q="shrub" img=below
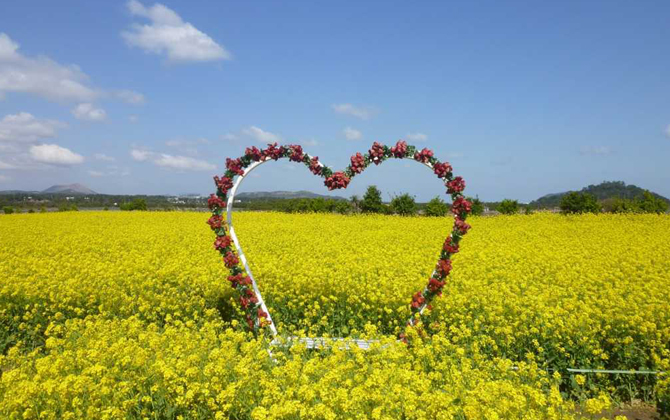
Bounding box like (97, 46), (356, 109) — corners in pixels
(498, 199), (519, 215)
(638, 190), (668, 214)
(120, 198), (148, 211)
(360, 186), (383, 213)
(3, 206), (14, 214)
(424, 196), (449, 217)
(334, 200), (352, 215)
(560, 192), (601, 214)
(390, 193), (416, 216)
(468, 197), (485, 216)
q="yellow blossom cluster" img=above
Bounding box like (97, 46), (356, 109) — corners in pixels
(1, 211), (669, 418)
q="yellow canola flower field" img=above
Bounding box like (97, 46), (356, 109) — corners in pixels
(1, 211), (669, 419)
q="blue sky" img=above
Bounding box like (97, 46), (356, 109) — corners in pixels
(1, 1), (669, 202)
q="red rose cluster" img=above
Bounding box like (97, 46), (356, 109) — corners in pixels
(390, 140), (408, 158)
(214, 176), (233, 195)
(226, 158), (244, 176)
(447, 177), (465, 194)
(350, 152), (366, 174)
(414, 148), (434, 163)
(309, 156), (321, 175)
(433, 162), (452, 178)
(288, 144), (304, 162)
(263, 143), (284, 161)
(368, 142), (386, 165)
(324, 171), (350, 190)
(245, 146), (263, 162)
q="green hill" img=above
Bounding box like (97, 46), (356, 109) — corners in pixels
(530, 181), (670, 208)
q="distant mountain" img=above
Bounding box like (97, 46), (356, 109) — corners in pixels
(531, 181), (669, 208)
(41, 183), (98, 195)
(235, 190), (347, 201)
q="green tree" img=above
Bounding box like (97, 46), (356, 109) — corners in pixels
(3, 206), (14, 214)
(390, 193), (416, 216)
(334, 200), (352, 215)
(559, 192), (601, 214)
(360, 186), (383, 213)
(498, 199), (519, 215)
(310, 198), (328, 213)
(424, 196), (449, 217)
(607, 197), (639, 213)
(638, 190), (668, 214)
(467, 197), (485, 216)
(120, 198), (148, 211)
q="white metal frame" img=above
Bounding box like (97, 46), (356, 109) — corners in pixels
(226, 155), (439, 349)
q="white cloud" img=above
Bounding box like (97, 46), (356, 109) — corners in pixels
(94, 153), (115, 162)
(29, 143), (84, 165)
(343, 127), (362, 141)
(122, 0), (231, 63)
(332, 103), (376, 120)
(0, 33), (145, 106)
(115, 89), (145, 104)
(72, 103), (107, 121)
(580, 146), (613, 156)
(242, 126), (282, 143)
(131, 149), (152, 161)
(129, 115), (139, 123)
(88, 170), (105, 177)
(300, 139), (318, 147)
(153, 153), (215, 171)
(0, 159), (16, 169)
(0, 33), (98, 102)
(131, 147), (215, 171)
(404, 132), (427, 142)
(0, 112), (65, 143)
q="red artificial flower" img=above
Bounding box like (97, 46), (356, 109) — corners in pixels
(207, 194), (226, 210)
(225, 158), (244, 176)
(309, 156), (322, 175)
(433, 162), (452, 178)
(452, 196), (472, 215)
(350, 152), (366, 174)
(228, 273), (251, 288)
(436, 259), (452, 277)
(428, 277), (446, 294)
(223, 251), (239, 268)
(443, 236), (459, 254)
(207, 214), (224, 230)
(214, 235), (232, 250)
(414, 148), (434, 163)
(214, 176), (234, 195)
(411, 291), (426, 309)
(263, 143), (284, 161)
(324, 171), (350, 190)
(454, 218), (471, 235)
(239, 288), (258, 309)
(288, 144), (304, 162)
(390, 140), (408, 158)
(447, 177), (466, 194)
(368, 142), (386, 165)
(245, 146), (263, 162)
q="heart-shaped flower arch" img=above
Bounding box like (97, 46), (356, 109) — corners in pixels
(207, 140), (472, 340)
